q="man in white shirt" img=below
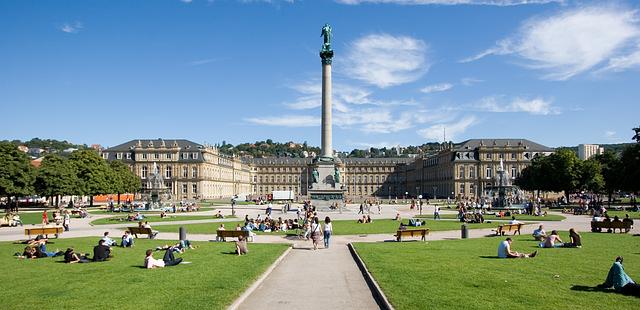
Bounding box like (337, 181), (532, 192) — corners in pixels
(101, 232), (117, 247)
(144, 249), (165, 269)
(532, 225), (546, 241)
(509, 216), (523, 225)
(498, 238), (537, 258)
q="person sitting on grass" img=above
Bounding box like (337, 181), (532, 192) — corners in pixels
(366, 215), (373, 223)
(160, 211), (168, 219)
(532, 225), (547, 241)
(598, 256), (640, 297)
(541, 230), (563, 248)
(357, 216), (366, 224)
(64, 248), (90, 263)
(394, 213), (401, 221)
(498, 237), (537, 258)
(215, 210), (224, 218)
(101, 232), (117, 247)
(145, 249), (165, 269)
(121, 231), (134, 247)
(563, 228), (582, 248)
(235, 235), (248, 256)
(93, 239), (111, 262)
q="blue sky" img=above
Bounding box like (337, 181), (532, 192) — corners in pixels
(1, 0), (639, 150)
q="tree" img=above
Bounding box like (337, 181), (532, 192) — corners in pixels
(34, 154), (78, 207)
(0, 142), (35, 209)
(109, 160), (141, 204)
(595, 151), (623, 205)
(545, 149), (581, 202)
(69, 149), (113, 207)
(576, 159), (604, 193)
(632, 126), (640, 143)
(621, 143), (640, 192)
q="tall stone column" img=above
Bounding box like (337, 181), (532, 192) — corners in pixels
(321, 62), (332, 159)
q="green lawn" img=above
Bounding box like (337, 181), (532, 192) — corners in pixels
(0, 237), (288, 309)
(155, 219), (498, 236)
(354, 233), (640, 309)
(90, 215), (228, 225)
(416, 213), (565, 221)
(602, 210), (640, 220)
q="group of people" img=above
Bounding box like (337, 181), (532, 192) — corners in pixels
(356, 215), (373, 224)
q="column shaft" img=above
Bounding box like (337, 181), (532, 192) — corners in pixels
(321, 63), (332, 158)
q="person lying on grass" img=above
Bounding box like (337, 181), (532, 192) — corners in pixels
(540, 230), (564, 248)
(162, 246), (183, 266)
(17, 245), (63, 259)
(498, 237), (537, 258)
(598, 256), (640, 297)
(145, 249), (165, 269)
(64, 248), (90, 263)
(155, 240), (196, 253)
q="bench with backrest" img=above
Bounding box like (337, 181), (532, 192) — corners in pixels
(217, 230), (251, 241)
(591, 221), (632, 233)
(395, 228), (429, 242)
(25, 226), (63, 239)
(128, 227), (155, 239)
(493, 223), (522, 236)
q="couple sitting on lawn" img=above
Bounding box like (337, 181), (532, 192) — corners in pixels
(533, 227), (582, 248)
(357, 215), (372, 224)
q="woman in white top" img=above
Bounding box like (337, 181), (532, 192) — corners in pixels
(310, 217), (322, 250)
(323, 217), (333, 249)
(144, 249), (165, 269)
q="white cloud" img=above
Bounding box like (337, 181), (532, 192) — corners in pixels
(476, 96), (559, 115)
(343, 34), (429, 88)
(245, 115), (319, 127)
(353, 141), (401, 149)
(604, 131), (616, 138)
(188, 58), (218, 66)
(463, 6), (640, 80)
(600, 45), (640, 72)
(460, 77), (483, 86)
(420, 83), (453, 93)
(336, 0), (562, 5)
(417, 116), (477, 142)
(59, 22), (83, 34)
(180, 0), (193, 3)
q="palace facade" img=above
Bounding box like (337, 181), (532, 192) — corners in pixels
(102, 138), (552, 200)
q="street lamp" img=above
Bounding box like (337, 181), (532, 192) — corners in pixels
(433, 186), (437, 200)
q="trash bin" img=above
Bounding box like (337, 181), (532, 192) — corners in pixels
(179, 226), (186, 241)
(461, 224), (468, 239)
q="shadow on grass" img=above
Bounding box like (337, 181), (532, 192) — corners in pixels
(570, 285), (615, 294)
(479, 256), (501, 259)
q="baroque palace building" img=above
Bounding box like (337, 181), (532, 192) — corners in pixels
(102, 138), (552, 201)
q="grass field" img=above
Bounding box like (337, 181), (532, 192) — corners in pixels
(601, 210), (640, 219)
(0, 237), (288, 309)
(90, 215), (230, 225)
(416, 213), (565, 221)
(155, 219), (499, 236)
(354, 233), (640, 309)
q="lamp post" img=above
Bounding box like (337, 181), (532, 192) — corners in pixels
(433, 186), (437, 200)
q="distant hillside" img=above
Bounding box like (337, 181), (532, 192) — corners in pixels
(559, 143), (634, 155)
(3, 138), (88, 153)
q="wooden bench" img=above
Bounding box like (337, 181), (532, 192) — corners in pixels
(395, 229), (429, 242)
(217, 230), (251, 241)
(128, 227), (156, 239)
(591, 221), (632, 233)
(25, 226), (63, 239)
(493, 223), (522, 236)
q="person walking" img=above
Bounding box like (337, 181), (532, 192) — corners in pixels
(358, 203), (364, 214)
(323, 217), (333, 249)
(63, 210), (70, 231)
(434, 206), (441, 220)
(310, 217), (322, 250)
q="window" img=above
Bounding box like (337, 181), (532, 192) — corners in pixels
(182, 184), (187, 194)
(469, 183), (475, 194)
(142, 166), (148, 179)
(511, 153), (516, 160)
(166, 153), (172, 159)
(485, 153), (491, 160)
(126, 153), (131, 159)
(182, 166), (188, 178)
(254, 176), (257, 183)
(363, 176), (368, 183)
(486, 167), (493, 179)
(116, 153), (122, 159)
(511, 166), (517, 179)
(459, 183), (465, 194)
(154, 153), (159, 159)
(142, 153), (148, 160)
(499, 153), (504, 159)
(102, 153), (109, 159)
(182, 153), (188, 159)
(459, 166), (465, 179)
(165, 166), (172, 178)
(288, 176), (293, 183)
(469, 167), (476, 178)
(192, 184), (197, 193)
(192, 153), (199, 159)
(192, 167), (197, 178)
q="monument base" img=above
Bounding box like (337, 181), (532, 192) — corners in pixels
(308, 159), (344, 212)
